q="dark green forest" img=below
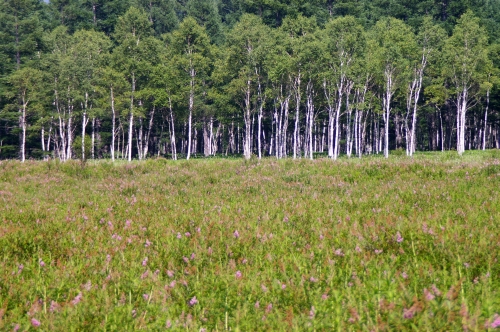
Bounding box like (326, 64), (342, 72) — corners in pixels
(1, 0), (500, 161)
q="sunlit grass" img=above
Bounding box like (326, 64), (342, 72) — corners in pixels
(1, 151), (499, 330)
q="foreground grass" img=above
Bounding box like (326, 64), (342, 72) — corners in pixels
(1, 151), (500, 331)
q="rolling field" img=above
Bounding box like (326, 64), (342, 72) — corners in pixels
(1, 152), (500, 331)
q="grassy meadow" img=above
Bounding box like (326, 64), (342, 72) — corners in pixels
(1, 151), (500, 331)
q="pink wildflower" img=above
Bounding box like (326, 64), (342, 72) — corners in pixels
(166, 320), (172, 328)
(490, 314), (500, 328)
(431, 284), (442, 296)
(49, 301), (60, 313)
(265, 303), (273, 314)
(403, 308), (414, 319)
(255, 301), (260, 309)
(83, 281), (92, 291)
(235, 270), (242, 279)
(321, 294), (329, 300)
(39, 259), (45, 267)
(281, 283), (286, 290)
(424, 288), (435, 301)
(31, 318), (41, 328)
(142, 257), (148, 266)
(188, 296), (198, 306)
(143, 294), (149, 301)
(233, 230), (240, 238)
(310, 276), (318, 283)
(145, 239), (152, 247)
(177, 233), (182, 239)
(185, 232), (191, 237)
(309, 306), (315, 319)
(396, 232), (403, 243)
(167, 270), (174, 278)
(402, 272), (408, 279)
(71, 293), (82, 305)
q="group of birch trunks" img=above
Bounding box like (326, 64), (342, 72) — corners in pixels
(5, 9), (499, 162)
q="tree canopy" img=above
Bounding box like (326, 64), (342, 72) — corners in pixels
(1, 0), (500, 160)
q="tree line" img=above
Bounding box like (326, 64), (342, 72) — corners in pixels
(1, 0), (500, 161)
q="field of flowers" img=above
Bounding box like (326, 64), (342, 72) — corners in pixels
(1, 152), (500, 331)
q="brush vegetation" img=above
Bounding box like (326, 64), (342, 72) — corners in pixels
(1, 152), (500, 330)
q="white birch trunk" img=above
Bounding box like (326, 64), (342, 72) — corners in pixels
(187, 66), (195, 160)
(127, 73), (135, 162)
(169, 97), (177, 160)
(293, 73), (301, 159)
(111, 86), (116, 162)
(20, 91), (27, 162)
(483, 89), (489, 150)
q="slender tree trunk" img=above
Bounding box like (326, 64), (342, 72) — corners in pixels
(110, 86), (116, 162)
(143, 106), (155, 158)
(382, 68), (395, 158)
(293, 73), (301, 159)
(256, 72), (264, 159)
(456, 87), (468, 155)
(169, 97), (177, 160)
(187, 67), (195, 160)
(483, 89), (490, 150)
(20, 92), (27, 162)
(243, 79), (252, 159)
(67, 103), (73, 161)
(306, 80), (314, 160)
(91, 117), (95, 159)
(128, 73), (136, 162)
(81, 92), (90, 160)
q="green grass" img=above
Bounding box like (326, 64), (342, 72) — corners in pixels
(1, 151), (500, 331)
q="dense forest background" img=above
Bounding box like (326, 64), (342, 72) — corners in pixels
(1, 0), (500, 161)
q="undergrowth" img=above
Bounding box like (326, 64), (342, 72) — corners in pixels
(0, 151), (499, 330)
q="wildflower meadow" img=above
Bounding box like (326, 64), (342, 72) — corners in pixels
(1, 151), (500, 330)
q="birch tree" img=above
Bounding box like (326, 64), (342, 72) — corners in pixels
(113, 7), (157, 161)
(5, 67), (43, 161)
(443, 11), (490, 155)
(279, 15), (317, 159)
(321, 16), (365, 160)
(170, 17), (212, 160)
(100, 67), (127, 161)
(404, 17), (446, 156)
(371, 18), (416, 158)
(72, 29), (111, 160)
(45, 26), (80, 161)
(224, 14), (270, 160)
